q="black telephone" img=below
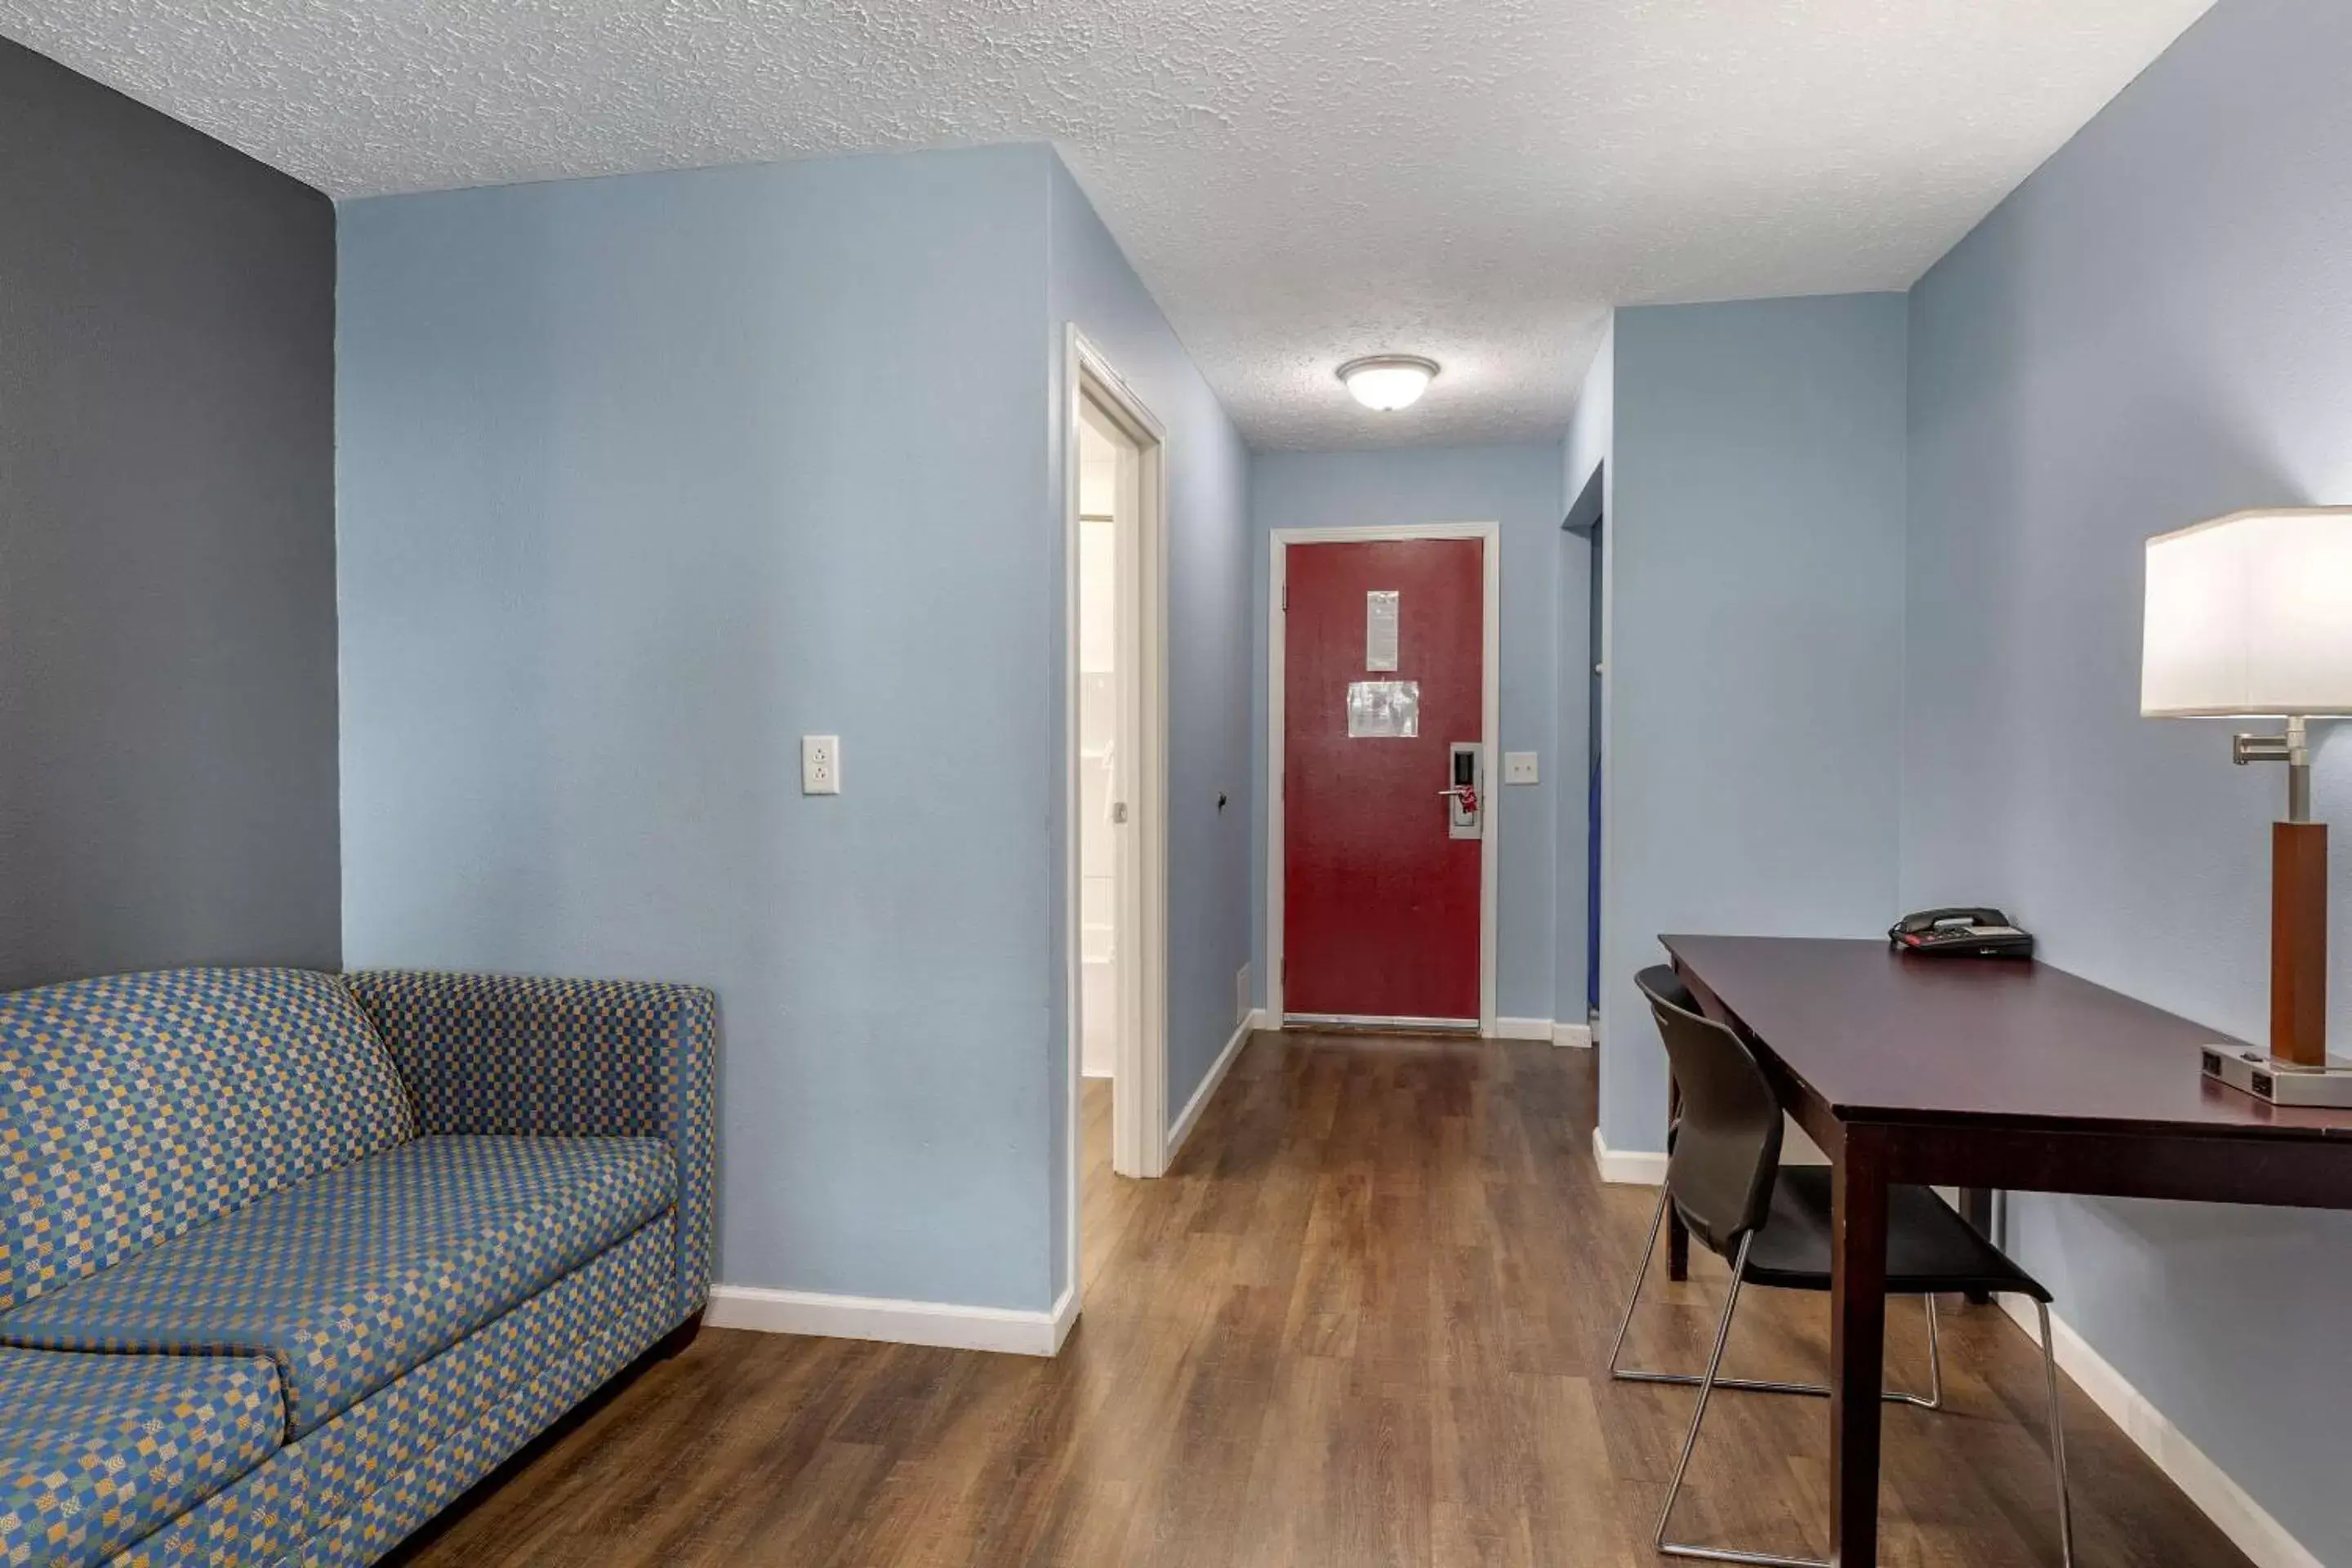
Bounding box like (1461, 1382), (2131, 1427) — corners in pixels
(1888, 907), (2035, 959)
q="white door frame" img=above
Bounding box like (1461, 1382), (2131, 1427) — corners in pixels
(1265, 522), (1501, 1034)
(1062, 327), (1171, 1245)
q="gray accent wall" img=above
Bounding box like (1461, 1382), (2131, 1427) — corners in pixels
(1905, 0), (2352, 1553)
(1599, 296), (1909, 1151)
(0, 38), (340, 991)
(1248, 444), (1573, 1023)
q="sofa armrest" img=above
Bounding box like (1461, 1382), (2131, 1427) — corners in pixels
(345, 970), (717, 1319)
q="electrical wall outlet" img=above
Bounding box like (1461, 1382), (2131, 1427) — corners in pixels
(801, 735), (841, 795)
(1503, 751), (1540, 785)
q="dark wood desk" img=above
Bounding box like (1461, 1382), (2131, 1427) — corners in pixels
(1661, 935), (2352, 1567)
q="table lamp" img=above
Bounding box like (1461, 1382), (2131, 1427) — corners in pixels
(2143, 506), (2352, 1107)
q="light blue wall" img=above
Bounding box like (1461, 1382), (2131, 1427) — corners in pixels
(338, 142), (1252, 1316)
(1247, 444), (1571, 1022)
(1600, 296), (1908, 1151)
(1044, 156), (1254, 1292)
(1905, 0), (2352, 1552)
(341, 145), (1062, 1312)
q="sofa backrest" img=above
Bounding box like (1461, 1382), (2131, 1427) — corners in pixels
(0, 968), (416, 1313)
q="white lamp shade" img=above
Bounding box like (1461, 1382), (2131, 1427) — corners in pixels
(2142, 507), (2352, 716)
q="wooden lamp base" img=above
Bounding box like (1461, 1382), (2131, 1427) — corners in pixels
(2273, 819), (2329, 1068)
(2203, 817), (2352, 1107)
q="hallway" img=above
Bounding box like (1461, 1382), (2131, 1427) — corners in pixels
(394, 1032), (2249, 1567)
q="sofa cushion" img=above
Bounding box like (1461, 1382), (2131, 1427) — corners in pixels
(108, 1217), (675, 1568)
(0, 1347), (280, 1568)
(0, 1137), (673, 1439)
(0, 969), (416, 1315)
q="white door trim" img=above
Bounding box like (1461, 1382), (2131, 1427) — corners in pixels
(1061, 327), (1172, 1337)
(1265, 521), (1502, 1035)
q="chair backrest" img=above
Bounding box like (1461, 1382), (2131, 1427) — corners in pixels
(1634, 964), (1782, 1257)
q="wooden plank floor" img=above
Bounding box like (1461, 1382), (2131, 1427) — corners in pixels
(392, 1031), (2252, 1567)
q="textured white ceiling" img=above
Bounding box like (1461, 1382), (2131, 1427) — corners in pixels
(0, 0), (2215, 449)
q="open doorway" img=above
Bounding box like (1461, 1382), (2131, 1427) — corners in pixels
(1062, 331), (1170, 1310)
(1077, 403), (1128, 1093)
(1585, 513), (1602, 1033)
(1563, 461), (1605, 1049)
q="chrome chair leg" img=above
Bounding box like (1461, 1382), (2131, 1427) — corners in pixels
(1609, 1186), (1943, 1410)
(1647, 1275), (2062, 1566)
(1920, 1292), (1944, 1411)
(1657, 1235), (1828, 1568)
(1606, 1182), (1674, 1376)
(2037, 1301), (2076, 1568)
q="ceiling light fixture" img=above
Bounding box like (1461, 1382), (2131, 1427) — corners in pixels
(1338, 354), (1439, 412)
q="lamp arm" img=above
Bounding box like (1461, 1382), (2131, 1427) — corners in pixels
(2233, 715), (2312, 823)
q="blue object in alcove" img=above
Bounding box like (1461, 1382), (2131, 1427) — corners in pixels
(1587, 754), (1601, 1014)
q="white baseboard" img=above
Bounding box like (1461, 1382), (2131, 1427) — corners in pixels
(707, 1283), (1076, 1357)
(1247, 1007), (1275, 1031)
(1166, 1011), (1254, 1163)
(1488, 1017), (1593, 1047)
(1997, 1298), (2320, 1568)
(1048, 1281), (1080, 1353)
(1591, 1126), (1668, 1186)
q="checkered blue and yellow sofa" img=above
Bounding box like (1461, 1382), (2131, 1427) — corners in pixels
(0, 966), (716, 1568)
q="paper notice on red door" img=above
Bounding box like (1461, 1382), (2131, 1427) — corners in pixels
(1365, 590), (1401, 670)
(1347, 679), (1419, 738)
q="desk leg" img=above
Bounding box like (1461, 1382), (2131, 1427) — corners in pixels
(1829, 1133), (1890, 1566)
(1665, 1076), (1689, 1281)
(1960, 1187), (1995, 1305)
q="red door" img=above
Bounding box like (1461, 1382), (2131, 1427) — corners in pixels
(1282, 537), (1484, 1023)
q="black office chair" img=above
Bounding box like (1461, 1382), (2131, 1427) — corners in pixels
(1610, 965), (2074, 1567)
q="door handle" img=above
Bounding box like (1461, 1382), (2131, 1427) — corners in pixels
(1445, 742), (1484, 839)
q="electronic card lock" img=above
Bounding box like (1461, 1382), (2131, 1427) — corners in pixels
(1441, 743), (1484, 839)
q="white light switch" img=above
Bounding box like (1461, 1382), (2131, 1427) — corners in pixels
(801, 735), (841, 795)
(1503, 751), (1540, 785)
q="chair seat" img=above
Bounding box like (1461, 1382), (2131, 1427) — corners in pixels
(0, 1348), (281, 1568)
(1737, 1167), (2051, 1302)
(0, 1136), (673, 1438)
